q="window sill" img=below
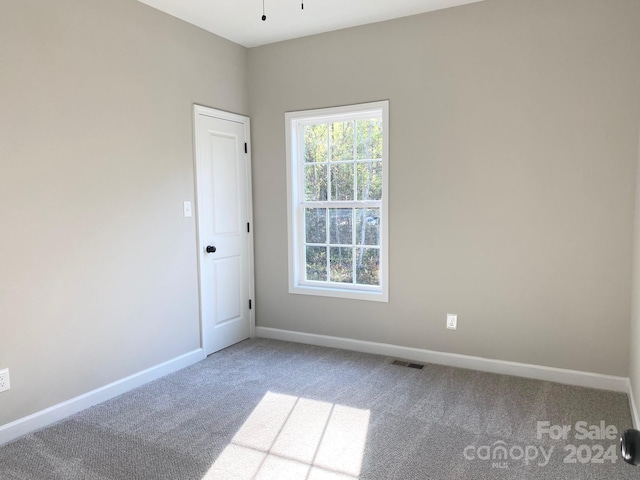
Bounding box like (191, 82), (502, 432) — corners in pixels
(289, 283), (388, 303)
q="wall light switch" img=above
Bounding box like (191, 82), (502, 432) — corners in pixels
(183, 201), (192, 218)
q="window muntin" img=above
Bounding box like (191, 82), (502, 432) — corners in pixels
(286, 102), (388, 302)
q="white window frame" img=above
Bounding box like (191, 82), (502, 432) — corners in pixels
(285, 101), (389, 302)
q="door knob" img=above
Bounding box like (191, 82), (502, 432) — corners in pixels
(206, 245), (217, 253)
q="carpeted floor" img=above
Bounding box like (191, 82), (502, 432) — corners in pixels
(0, 338), (637, 479)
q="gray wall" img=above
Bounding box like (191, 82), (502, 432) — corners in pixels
(0, 0), (248, 425)
(630, 125), (640, 418)
(248, 0), (640, 376)
(3, 0), (640, 430)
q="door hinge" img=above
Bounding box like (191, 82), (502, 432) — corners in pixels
(249, 299), (252, 310)
(247, 222), (250, 233)
(244, 142), (248, 154)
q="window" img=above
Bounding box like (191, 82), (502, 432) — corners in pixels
(286, 101), (389, 302)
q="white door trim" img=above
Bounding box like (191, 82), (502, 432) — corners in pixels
(193, 105), (255, 354)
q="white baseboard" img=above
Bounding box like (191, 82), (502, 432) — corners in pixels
(2, 332), (632, 447)
(0, 349), (204, 446)
(256, 327), (628, 393)
(628, 380), (640, 429)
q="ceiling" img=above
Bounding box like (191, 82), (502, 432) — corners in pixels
(136, 0), (485, 47)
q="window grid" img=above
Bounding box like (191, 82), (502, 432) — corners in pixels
(302, 208), (382, 286)
(286, 101), (388, 302)
(300, 118), (382, 288)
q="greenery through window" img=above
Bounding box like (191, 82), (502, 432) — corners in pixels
(286, 102), (388, 302)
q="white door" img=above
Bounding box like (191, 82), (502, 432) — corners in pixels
(194, 105), (254, 356)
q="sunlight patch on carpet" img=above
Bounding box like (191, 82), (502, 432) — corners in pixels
(203, 391), (370, 479)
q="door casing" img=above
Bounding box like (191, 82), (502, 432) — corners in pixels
(193, 104), (255, 354)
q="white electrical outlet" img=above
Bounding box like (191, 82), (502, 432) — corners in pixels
(0, 368), (10, 393)
(446, 314), (457, 330)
